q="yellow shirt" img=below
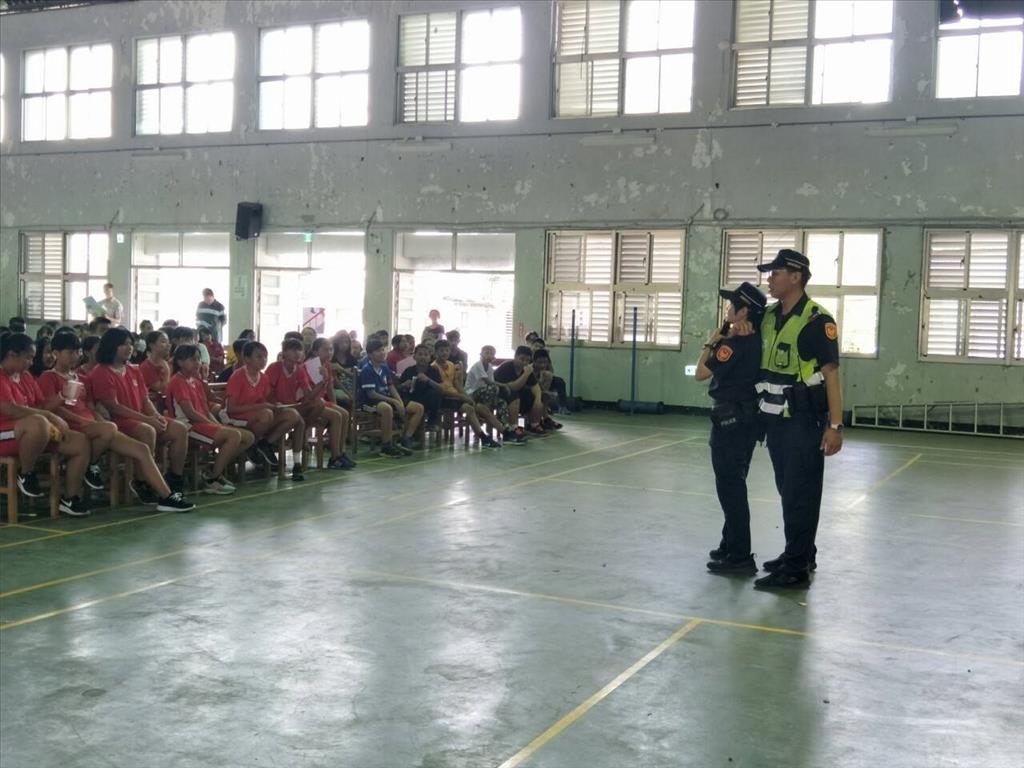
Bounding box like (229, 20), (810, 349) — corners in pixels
(432, 360), (460, 397)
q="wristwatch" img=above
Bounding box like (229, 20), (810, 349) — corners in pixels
(829, 423), (844, 432)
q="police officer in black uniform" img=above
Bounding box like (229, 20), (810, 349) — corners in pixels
(750, 249), (844, 589)
(696, 281), (768, 575)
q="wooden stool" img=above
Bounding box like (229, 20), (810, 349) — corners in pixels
(1, 454), (61, 524)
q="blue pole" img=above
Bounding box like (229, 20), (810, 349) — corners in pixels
(630, 306), (638, 416)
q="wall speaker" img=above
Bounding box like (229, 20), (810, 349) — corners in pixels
(235, 202), (263, 240)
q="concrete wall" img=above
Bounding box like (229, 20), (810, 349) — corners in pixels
(1, 0), (1022, 407)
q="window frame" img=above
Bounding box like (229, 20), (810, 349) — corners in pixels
(918, 229), (1023, 366)
(544, 228), (686, 350)
(19, 230), (110, 322)
(720, 227), (884, 359)
(933, 7), (1024, 101)
(22, 41), (114, 142)
(730, 0), (895, 109)
(553, 0), (697, 118)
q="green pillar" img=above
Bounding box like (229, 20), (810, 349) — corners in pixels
(362, 228), (393, 338)
(109, 229), (132, 327)
(228, 237), (256, 340)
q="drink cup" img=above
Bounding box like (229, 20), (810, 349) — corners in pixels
(63, 379), (83, 405)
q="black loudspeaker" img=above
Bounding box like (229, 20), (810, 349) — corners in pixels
(235, 202), (263, 240)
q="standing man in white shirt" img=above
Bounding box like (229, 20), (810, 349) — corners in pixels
(97, 283), (124, 326)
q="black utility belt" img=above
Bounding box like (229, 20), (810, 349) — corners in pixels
(710, 400), (755, 428)
(787, 382), (829, 415)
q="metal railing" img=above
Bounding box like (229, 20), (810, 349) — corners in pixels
(851, 402), (1023, 439)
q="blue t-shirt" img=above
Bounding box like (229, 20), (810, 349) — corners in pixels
(360, 362), (393, 398)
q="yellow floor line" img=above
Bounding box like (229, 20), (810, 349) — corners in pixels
(549, 477), (779, 504)
(0, 434), (653, 551)
(910, 513), (1024, 528)
(358, 570), (1024, 668)
(496, 619), (704, 768)
(842, 453), (922, 512)
(0, 436), (667, 604)
(917, 459), (1024, 469)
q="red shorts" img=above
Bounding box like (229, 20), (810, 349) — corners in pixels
(0, 430), (59, 457)
(114, 418), (145, 435)
(188, 422), (221, 444)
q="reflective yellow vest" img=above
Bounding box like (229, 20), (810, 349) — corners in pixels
(756, 297), (828, 417)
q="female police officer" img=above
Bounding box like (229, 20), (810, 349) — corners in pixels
(695, 281), (767, 576)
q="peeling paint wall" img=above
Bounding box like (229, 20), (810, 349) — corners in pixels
(1, 0), (1022, 409)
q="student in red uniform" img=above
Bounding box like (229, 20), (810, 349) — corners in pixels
(39, 332), (194, 511)
(268, 338), (355, 471)
(138, 330), (171, 396)
(223, 340), (303, 479)
(0, 332), (92, 516)
(166, 344), (253, 494)
(91, 327), (190, 499)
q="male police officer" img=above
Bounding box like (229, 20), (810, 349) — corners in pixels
(695, 282), (767, 576)
(752, 249), (843, 589)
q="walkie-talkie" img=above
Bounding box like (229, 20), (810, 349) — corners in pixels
(718, 320), (731, 338)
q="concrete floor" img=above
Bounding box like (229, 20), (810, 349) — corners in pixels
(1, 412), (1022, 768)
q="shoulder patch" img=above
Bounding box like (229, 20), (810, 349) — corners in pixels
(715, 345), (734, 363)
(824, 322), (838, 341)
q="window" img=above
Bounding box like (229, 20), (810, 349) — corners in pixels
(936, 12), (1023, 98)
(136, 32), (234, 135)
(394, 232), (515, 357)
(397, 7), (522, 123)
(733, 0), (892, 107)
(257, 232), (365, 343)
(921, 230), (1023, 364)
(722, 229), (882, 356)
(20, 232), (109, 321)
(23, 43), (112, 140)
(258, 20), (370, 130)
(555, 0), (696, 117)
(132, 232), (231, 326)
(545, 230), (684, 347)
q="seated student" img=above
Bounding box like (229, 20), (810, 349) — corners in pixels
(78, 335), (101, 377)
(495, 346), (547, 436)
(268, 338), (355, 471)
(225, 329), (256, 368)
(222, 340), (303, 477)
(300, 327), (317, 355)
(9, 317), (27, 333)
(331, 333), (359, 406)
(198, 325), (225, 375)
(386, 335), (411, 373)
(169, 326), (209, 379)
(91, 327), (191, 498)
(398, 344), (443, 427)
(0, 332), (93, 516)
(139, 330), (171, 398)
(445, 330), (469, 371)
(216, 338), (247, 384)
(138, 319), (154, 336)
(39, 332), (195, 511)
(359, 338), (422, 457)
(166, 344), (254, 494)
(88, 317), (112, 336)
(530, 338), (570, 414)
(465, 345), (525, 444)
(431, 339), (500, 448)
(530, 349), (564, 431)
(29, 335), (54, 377)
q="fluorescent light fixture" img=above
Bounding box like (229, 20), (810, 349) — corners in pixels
(388, 139), (452, 153)
(866, 125), (958, 138)
(580, 133), (656, 147)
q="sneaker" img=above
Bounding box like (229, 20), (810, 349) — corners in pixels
(763, 554), (817, 573)
(708, 545), (728, 561)
(754, 569), (810, 590)
(542, 417), (563, 431)
(397, 438), (415, 455)
(291, 463), (305, 482)
(380, 443), (405, 458)
(164, 472), (185, 495)
(479, 434), (501, 449)
(84, 464), (105, 491)
(528, 424), (548, 437)
(502, 430), (527, 445)
(59, 495), (91, 517)
(130, 480), (161, 506)
(327, 455), (354, 470)
(16, 472), (44, 499)
(338, 453), (356, 469)
(156, 492), (196, 513)
(707, 555), (758, 576)
(202, 473), (234, 495)
(256, 441), (279, 468)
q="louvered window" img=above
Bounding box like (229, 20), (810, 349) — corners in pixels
(722, 229), (881, 356)
(23, 43), (112, 141)
(136, 32), (234, 135)
(555, 0), (695, 117)
(936, 11), (1022, 99)
(397, 8), (521, 124)
(922, 230), (1022, 364)
(732, 0), (892, 107)
(20, 232), (109, 322)
(546, 230), (683, 347)
(258, 21), (369, 131)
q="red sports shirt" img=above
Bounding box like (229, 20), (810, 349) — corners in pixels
(0, 370), (43, 431)
(265, 361), (313, 405)
(225, 367), (271, 414)
(38, 370), (95, 424)
(166, 372), (209, 423)
(90, 364), (149, 413)
(138, 358), (169, 391)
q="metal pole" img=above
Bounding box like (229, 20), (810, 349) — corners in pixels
(569, 308), (576, 405)
(630, 306), (638, 416)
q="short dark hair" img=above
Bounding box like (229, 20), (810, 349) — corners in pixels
(514, 345), (533, 358)
(531, 337), (546, 347)
(532, 348), (551, 362)
(239, 329), (255, 340)
(243, 340), (267, 358)
(197, 326), (212, 339)
(283, 331), (303, 342)
(103, 282), (114, 290)
(391, 335), (405, 348)
(433, 339), (450, 351)
(145, 330), (167, 351)
(413, 344), (429, 354)
(282, 338), (304, 353)
(89, 317), (112, 331)
(96, 327), (132, 365)
(51, 331), (82, 352)
(169, 326), (195, 342)
(0, 332), (33, 360)
(365, 338), (385, 355)
(81, 335), (101, 354)
(445, 329), (461, 343)
(202, 288), (214, 296)
(171, 343), (200, 373)
(232, 338), (247, 357)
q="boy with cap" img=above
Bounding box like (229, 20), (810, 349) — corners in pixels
(696, 282), (767, 576)
(749, 249), (843, 589)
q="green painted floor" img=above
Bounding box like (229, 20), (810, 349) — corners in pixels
(1, 413), (1022, 768)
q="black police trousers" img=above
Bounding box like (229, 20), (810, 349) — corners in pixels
(709, 412), (759, 559)
(764, 415), (826, 572)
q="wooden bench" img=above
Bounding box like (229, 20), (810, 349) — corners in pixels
(1, 454), (61, 524)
